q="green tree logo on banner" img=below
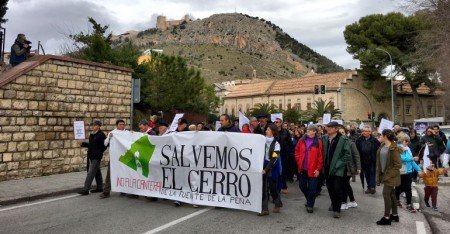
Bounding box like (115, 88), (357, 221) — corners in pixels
(119, 136), (155, 178)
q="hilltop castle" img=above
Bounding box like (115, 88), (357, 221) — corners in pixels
(156, 14), (191, 31)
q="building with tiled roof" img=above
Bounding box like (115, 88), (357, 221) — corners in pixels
(220, 71), (445, 125)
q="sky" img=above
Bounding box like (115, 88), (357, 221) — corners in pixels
(3, 0), (402, 69)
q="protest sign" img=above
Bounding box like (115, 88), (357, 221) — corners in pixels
(169, 113), (184, 132)
(378, 118), (394, 134)
(238, 112), (250, 131)
(215, 121), (221, 131)
(271, 113), (283, 122)
(109, 131), (265, 212)
(322, 114), (331, 124)
(74, 121), (85, 140)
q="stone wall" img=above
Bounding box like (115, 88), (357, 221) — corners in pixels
(0, 55), (132, 181)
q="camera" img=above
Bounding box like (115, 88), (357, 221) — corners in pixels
(24, 40), (32, 53)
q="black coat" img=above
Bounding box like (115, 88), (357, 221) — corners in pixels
(277, 128), (293, 158)
(355, 135), (380, 166)
(81, 130), (107, 160)
(218, 124), (240, 132)
(253, 123), (269, 135)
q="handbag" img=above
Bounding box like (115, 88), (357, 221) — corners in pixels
(399, 163), (407, 175)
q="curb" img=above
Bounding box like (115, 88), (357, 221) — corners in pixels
(0, 187), (82, 207)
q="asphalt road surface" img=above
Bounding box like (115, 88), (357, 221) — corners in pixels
(0, 179), (431, 234)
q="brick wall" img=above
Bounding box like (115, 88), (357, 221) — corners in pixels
(0, 56), (132, 181)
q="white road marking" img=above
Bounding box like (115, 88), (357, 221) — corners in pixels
(416, 221), (426, 234)
(0, 194), (80, 212)
(413, 202), (420, 210)
(143, 207), (213, 234)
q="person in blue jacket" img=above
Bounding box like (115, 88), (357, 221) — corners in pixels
(395, 132), (422, 213)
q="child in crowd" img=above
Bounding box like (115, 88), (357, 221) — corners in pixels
(419, 164), (447, 211)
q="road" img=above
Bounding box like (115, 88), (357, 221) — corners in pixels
(0, 179), (431, 234)
(417, 181), (450, 234)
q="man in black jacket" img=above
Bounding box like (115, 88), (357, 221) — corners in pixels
(274, 117), (293, 193)
(78, 120), (107, 195)
(355, 126), (380, 194)
(218, 114), (240, 132)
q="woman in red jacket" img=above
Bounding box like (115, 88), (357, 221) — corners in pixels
(295, 124), (324, 213)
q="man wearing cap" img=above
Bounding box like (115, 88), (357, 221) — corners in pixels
(78, 120), (107, 195)
(322, 121), (351, 218)
(254, 112), (270, 135)
(158, 121), (170, 136)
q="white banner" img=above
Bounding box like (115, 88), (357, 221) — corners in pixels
(110, 131), (265, 213)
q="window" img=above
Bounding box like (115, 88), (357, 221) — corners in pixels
(246, 104), (250, 113)
(307, 98), (312, 109)
(296, 99), (301, 111)
(396, 100), (401, 116)
(437, 102), (443, 116)
(238, 104), (242, 112)
(405, 100), (412, 115)
(279, 99), (283, 110)
(329, 97), (334, 107)
(231, 108), (235, 116)
(287, 99), (292, 109)
(224, 105), (228, 115)
(427, 101), (433, 115)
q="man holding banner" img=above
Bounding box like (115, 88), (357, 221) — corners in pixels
(218, 114), (240, 132)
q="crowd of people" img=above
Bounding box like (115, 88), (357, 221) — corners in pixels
(78, 113), (450, 225)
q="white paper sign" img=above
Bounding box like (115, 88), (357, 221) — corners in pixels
(378, 118), (394, 134)
(110, 131), (265, 212)
(322, 114), (332, 124)
(423, 144), (430, 172)
(74, 121), (86, 140)
(169, 113), (184, 132)
(334, 119), (343, 125)
(271, 113), (283, 122)
(215, 121), (221, 131)
(359, 122), (365, 130)
(238, 112), (250, 131)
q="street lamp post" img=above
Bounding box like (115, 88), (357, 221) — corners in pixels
(375, 48), (394, 122)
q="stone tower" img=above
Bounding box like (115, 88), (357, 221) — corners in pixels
(156, 15), (167, 30)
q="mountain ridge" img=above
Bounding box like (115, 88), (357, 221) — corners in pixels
(114, 13), (343, 82)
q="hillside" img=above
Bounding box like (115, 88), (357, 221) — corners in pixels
(114, 13), (343, 82)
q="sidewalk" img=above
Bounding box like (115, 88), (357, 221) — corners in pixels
(0, 168), (106, 206)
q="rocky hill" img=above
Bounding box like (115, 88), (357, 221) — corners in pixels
(114, 13), (343, 82)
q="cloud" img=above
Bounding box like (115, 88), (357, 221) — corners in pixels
(4, 0), (120, 54)
(3, 0), (401, 69)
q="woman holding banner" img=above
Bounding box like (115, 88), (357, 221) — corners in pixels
(259, 125), (283, 216)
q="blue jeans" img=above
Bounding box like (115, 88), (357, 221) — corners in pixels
(299, 171), (318, 208)
(361, 163), (376, 189)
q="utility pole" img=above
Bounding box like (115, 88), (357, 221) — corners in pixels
(376, 48), (394, 123)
